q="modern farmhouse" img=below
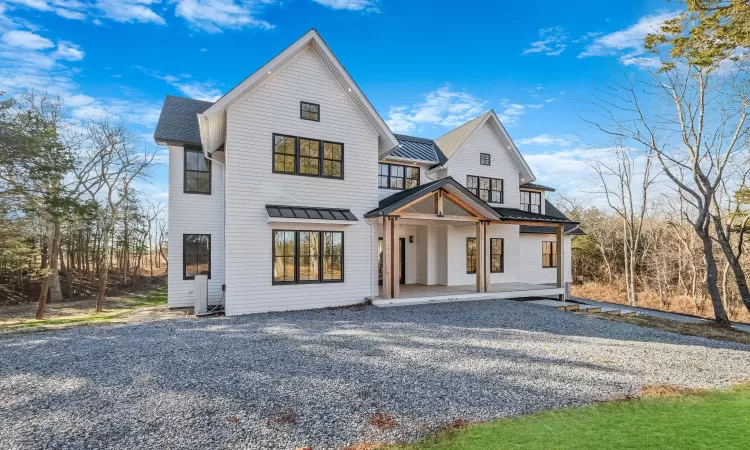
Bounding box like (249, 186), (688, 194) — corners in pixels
(153, 29), (583, 315)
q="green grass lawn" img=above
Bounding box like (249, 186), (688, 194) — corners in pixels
(1, 284), (167, 330)
(387, 384), (750, 450)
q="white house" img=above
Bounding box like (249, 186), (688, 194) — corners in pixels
(153, 29), (583, 315)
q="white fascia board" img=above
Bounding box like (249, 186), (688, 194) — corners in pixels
(381, 156), (438, 165)
(267, 217), (358, 225)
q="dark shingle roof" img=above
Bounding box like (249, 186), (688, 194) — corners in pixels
(520, 200), (586, 235)
(521, 182), (556, 192)
(153, 95), (213, 146)
(391, 134), (449, 164)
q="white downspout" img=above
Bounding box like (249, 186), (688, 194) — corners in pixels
(204, 150), (226, 307)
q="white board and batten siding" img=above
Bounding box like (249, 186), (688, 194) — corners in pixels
(444, 122), (522, 209)
(223, 48), (379, 316)
(167, 148), (225, 307)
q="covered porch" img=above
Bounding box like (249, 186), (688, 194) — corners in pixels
(368, 282), (564, 307)
(365, 177), (576, 306)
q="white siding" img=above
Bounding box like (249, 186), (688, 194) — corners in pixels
(167, 147), (225, 308)
(519, 234), (573, 284)
(444, 122), (522, 209)
(223, 48), (379, 315)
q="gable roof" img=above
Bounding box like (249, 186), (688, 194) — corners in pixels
(197, 29), (398, 156)
(431, 110), (536, 183)
(389, 134), (447, 163)
(154, 95), (213, 147)
(433, 112), (489, 160)
(364, 177), (501, 219)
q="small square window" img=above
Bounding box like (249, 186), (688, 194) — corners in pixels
(480, 153), (491, 166)
(300, 101), (320, 121)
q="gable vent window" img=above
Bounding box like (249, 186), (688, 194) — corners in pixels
(300, 101), (320, 121)
(480, 153), (491, 166)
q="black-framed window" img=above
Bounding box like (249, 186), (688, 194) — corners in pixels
(542, 241), (557, 268)
(490, 238), (504, 273)
(183, 234), (210, 280)
(273, 231), (296, 283)
(299, 138), (321, 176)
(184, 147), (211, 194)
(272, 134), (344, 179)
(466, 237), (477, 274)
(521, 191), (542, 214)
(273, 134), (297, 174)
(323, 142), (343, 178)
(322, 231), (343, 281)
(272, 230), (344, 284)
(378, 162), (420, 190)
(300, 101), (320, 121)
(480, 153), (491, 166)
(466, 175), (503, 203)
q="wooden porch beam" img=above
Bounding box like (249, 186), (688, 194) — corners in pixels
(398, 213), (480, 222)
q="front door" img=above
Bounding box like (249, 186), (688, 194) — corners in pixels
(378, 237), (406, 285)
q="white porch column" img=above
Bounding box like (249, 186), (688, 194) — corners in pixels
(483, 221), (491, 293)
(557, 224), (565, 302)
(392, 216), (400, 299)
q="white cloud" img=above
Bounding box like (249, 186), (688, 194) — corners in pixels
(578, 12), (678, 65)
(385, 85), (487, 134)
(1, 30), (54, 49)
(497, 100), (544, 127)
(523, 26), (567, 56)
(95, 0), (165, 24)
(572, 31), (602, 44)
(5, 0), (88, 21)
(137, 66), (222, 101)
(174, 0), (275, 33)
(311, 0), (378, 12)
(517, 134), (576, 147)
(53, 41), (85, 60)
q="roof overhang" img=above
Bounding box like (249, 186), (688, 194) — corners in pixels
(197, 29), (399, 157)
(364, 177), (501, 220)
(266, 205), (358, 225)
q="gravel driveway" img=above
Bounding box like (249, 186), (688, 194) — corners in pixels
(2, 299), (749, 449)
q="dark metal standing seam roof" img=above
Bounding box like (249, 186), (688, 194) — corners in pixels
(153, 95), (213, 146)
(519, 200), (586, 235)
(266, 205), (358, 222)
(521, 182), (556, 192)
(391, 134), (449, 164)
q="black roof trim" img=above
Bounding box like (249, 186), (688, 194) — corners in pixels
(521, 182), (556, 192)
(266, 205), (357, 222)
(364, 177), (501, 219)
(492, 206), (578, 224)
(520, 224), (586, 235)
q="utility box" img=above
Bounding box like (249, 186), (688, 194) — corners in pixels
(194, 275), (208, 314)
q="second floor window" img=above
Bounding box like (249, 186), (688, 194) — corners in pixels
(521, 191), (542, 214)
(480, 153), (491, 166)
(378, 163), (420, 190)
(466, 175), (503, 203)
(300, 101), (320, 121)
(184, 147), (211, 194)
(273, 134), (344, 179)
(542, 241), (557, 268)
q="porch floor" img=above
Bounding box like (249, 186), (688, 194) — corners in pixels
(369, 282), (564, 307)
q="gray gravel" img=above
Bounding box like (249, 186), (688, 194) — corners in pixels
(1, 299), (749, 450)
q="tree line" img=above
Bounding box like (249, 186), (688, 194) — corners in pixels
(0, 92), (165, 318)
(565, 0), (750, 326)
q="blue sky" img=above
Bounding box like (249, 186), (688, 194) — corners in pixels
(0, 0), (678, 200)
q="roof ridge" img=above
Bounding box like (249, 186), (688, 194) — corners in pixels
(432, 111), (491, 160)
